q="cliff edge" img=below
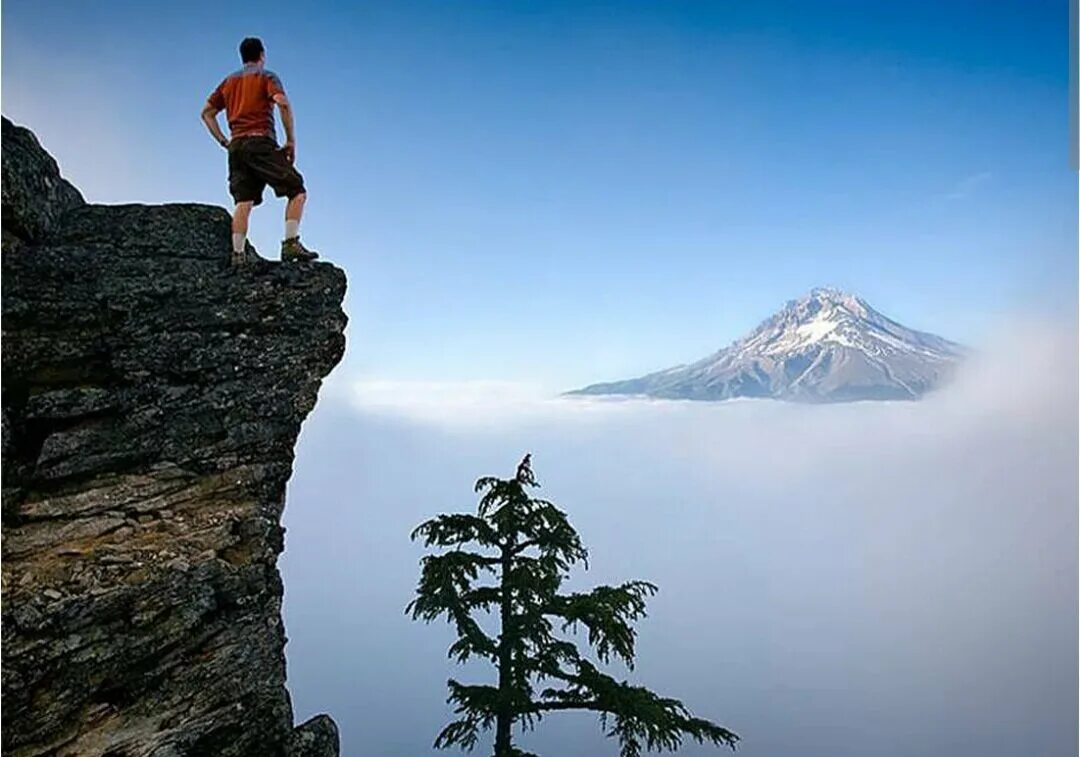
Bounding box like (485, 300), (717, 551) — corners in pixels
(1, 117), (346, 757)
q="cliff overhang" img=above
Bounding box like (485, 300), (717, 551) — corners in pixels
(1, 117), (345, 757)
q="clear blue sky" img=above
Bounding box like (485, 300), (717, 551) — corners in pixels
(3, 0), (1075, 387)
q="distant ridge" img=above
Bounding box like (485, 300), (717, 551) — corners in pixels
(568, 288), (964, 403)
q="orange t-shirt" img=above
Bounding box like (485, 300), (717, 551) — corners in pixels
(208, 63), (286, 140)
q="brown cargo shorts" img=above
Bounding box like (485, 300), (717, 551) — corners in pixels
(227, 136), (305, 206)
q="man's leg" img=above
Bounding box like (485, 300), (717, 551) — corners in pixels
(284, 192), (306, 241)
(281, 191), (318, 261)
(232, 201), (254, 264)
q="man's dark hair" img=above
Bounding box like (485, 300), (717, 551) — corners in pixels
(239, 37), (264, 63)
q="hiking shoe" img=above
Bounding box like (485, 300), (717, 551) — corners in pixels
(231, 240), (261, 267)
(281, 236), (319, 262)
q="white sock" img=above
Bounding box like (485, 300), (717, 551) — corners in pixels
(285, 220), (300, 240)
(232, 233), (246, 254)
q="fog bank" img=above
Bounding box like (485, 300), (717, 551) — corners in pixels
(283, 322), (1078, 756)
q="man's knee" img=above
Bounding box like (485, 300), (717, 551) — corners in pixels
(286, 192), (307, 215)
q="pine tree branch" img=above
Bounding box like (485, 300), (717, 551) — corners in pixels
(511, 538), (539, 554)
(532, 700), (601, 711)
(544, 581), (658, 666)
(407, 550), (500, 662)
(412, 513), (500, 550)
(534, 664), (740, 754)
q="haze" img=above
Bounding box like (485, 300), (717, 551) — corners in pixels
(281, 322), (1078, 756)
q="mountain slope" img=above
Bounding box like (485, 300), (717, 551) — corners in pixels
(570, 288), (964, 403)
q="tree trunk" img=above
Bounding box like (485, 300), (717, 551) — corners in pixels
(494, 541), (514, 756)
(494, 713), (511, 757)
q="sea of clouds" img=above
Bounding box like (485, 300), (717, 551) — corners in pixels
(281, 321), (1077, 757)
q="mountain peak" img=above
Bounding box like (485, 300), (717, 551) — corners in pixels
(807, 285), (856, 301)
(570, 289), (964, 403)
(807, 282), (855, 298)
(779, 287), (870, 319)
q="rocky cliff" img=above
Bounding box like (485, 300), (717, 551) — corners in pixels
(1, 117), (346, 757)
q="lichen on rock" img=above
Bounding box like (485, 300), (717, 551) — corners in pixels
(1, 117), (345, 757)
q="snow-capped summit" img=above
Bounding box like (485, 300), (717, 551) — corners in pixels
(569, 288), (965, 402)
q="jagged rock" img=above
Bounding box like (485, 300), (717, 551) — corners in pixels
(289, 716), (340, 757)
(1, 117), (345, 757)
(1, 117), (85, 247)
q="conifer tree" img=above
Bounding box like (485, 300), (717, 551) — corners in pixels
(408, 454), (739, 757)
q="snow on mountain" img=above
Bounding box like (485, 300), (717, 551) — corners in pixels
(569, 288), (965, 403)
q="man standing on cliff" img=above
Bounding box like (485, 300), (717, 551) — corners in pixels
(201, 37), (318, 266)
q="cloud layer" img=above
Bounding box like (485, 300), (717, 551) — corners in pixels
(283, 320), (1077, 756)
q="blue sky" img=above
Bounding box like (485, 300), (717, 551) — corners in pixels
(3, 0), (1075, 387)
(3, 7), (1076, 755)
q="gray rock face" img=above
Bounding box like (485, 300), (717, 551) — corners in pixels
(1, 117), (85, 246)
(570, 288), (964, 403)
(1, 117), (344, 757)
(289, 716), (340, 757)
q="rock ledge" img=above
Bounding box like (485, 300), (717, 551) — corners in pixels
(1, 117), (345, 757)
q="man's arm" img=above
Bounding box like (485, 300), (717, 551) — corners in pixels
(201, 102), (229, 148)
(273, 93), (296, 162)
